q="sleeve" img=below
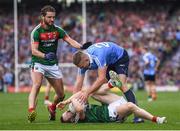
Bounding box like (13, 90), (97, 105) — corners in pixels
(142, 54), (149, 64)
(95, 55), (107, 68)
(154, 55), (158, 62)
(78, 68), (87, 75)
(56, 26), (68, 39)
(31, 30), (39, 43)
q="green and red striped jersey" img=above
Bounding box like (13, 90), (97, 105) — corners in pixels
(31, 24), (67, 65)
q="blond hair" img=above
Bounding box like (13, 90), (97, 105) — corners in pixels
(73, 51), (84, 66)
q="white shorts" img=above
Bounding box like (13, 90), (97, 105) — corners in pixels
(108, 97), (127, 121)
(32, 63), (63, 79)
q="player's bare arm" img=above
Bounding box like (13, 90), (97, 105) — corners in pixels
(57, 91), (85, 112)
(31, 42), (45, 58)
(56, 92), (79, 109)
(64, 35), (82, 49)
(86, 67), (108, 95)
(78, 67), (108, 102)
(73, 74), (85, 94)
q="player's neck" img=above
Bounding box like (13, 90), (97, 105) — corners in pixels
(41, 21), (52, 30)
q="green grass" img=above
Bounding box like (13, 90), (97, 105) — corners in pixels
(0, 91), (180, 130)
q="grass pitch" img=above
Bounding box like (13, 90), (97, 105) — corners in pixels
(0, 91), (180, 130)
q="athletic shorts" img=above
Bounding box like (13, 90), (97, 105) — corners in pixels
(106, 50), (129, 80)
(108, 97), (127, 122)
(144, 74), (155, 82)
(31, 63), (63, 79)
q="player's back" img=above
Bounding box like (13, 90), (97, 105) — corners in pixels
(86, 42), (124, 65)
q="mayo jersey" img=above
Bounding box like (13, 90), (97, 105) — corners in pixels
(79, 104), (111, 123)
(79, 42), (124, 75)
(31, 24), (67, 65)
(142, 52), (158, 75)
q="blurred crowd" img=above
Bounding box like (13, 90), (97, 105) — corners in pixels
(0, 2), (179, 91)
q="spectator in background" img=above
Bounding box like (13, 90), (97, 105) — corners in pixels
(0, 2), (179, 89)
(0, 65), (4, 92)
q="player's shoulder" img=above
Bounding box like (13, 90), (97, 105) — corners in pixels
(54, 24), (64, 31)
(31, 24), (41, 35)
(148, 52), (156, 58)
(144, 52), (151, 57)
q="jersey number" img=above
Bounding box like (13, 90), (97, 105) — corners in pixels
(94, 42), (110, 48)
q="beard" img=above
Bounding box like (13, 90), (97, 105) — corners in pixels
(44, 19), (54, 26)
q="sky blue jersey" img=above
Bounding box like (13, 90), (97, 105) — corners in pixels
(142, 52), (158, 75)
(78, 42), (124, 75)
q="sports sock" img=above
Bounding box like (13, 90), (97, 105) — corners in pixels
(152, 116), (157, 122)
(45, 96), (49, 100)
(28, 107), (35, 113)
(50, 103), (56, 111)
(124, 89), (136, 104)
(108, 81), (114, 88)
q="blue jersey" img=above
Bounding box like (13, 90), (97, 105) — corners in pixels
(142, 52), (158, 75)
(79, 42), (124, 75)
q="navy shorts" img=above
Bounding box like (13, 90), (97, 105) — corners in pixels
(106, 50), (129, 80)
(144, 74), (156, 82)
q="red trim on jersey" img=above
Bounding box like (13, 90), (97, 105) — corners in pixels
(33, 42), (39, 45)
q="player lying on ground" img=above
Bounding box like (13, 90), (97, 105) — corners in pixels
(57, 91), (167, 124)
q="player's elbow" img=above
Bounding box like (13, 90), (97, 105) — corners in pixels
(31, 48), (38, 56)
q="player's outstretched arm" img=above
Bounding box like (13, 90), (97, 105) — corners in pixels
(56, 92), (82, 110)
(64, 35), (82, 49)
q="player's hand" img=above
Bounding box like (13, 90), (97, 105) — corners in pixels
(80, 42), (93, 50)
(76, 91), (88, 103)
(44, 52), (56, 61)
(56, 102), (66, 110)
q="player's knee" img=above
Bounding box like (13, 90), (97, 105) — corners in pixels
(33, 83), (41, 89)
(126, 102), (135, 111)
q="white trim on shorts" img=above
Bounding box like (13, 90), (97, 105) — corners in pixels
(32, 63), (63, 79)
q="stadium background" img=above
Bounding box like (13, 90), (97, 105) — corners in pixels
(0, 0), (180, 130)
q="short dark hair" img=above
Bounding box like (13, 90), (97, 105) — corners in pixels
(41, 5), (56, 16)
(73, 51), (84, 66)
